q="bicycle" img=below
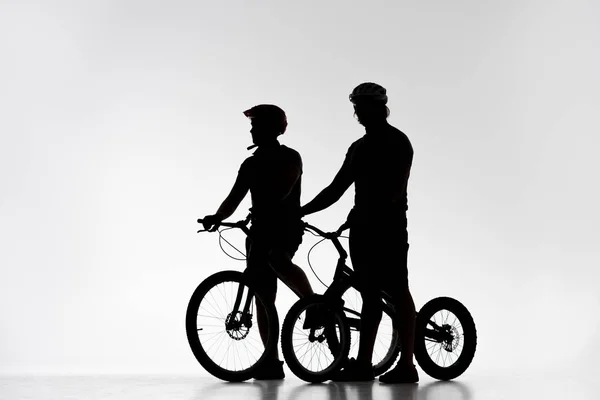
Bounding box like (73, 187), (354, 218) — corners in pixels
(187, 214), (477, 383)
(280, 221), (478, 383)
(186, 214), (280, 382)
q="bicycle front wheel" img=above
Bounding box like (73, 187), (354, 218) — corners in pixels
(185, 270), (279, 382)
(281, 295), (351, 383)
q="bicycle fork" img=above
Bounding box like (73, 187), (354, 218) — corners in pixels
(225, 282), (255, 330)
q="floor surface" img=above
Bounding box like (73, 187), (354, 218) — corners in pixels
(1, 373), (598, 400)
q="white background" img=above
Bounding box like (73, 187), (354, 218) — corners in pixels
(1, 0), (599, 377)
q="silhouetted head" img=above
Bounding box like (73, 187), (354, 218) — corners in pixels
(349, 82), (390, 127)
(243, 104), (288, 146)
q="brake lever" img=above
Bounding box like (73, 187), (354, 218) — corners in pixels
(198, 225), (220, 233)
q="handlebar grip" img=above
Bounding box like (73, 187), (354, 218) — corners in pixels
(197, 218), (204, 223)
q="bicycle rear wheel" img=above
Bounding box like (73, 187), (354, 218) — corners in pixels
(281, 295), (351, 383)
(415, 297), (477, 380)
(185, 270), (279, 382)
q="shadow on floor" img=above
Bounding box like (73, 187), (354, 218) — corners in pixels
(197, 379), (472, 400)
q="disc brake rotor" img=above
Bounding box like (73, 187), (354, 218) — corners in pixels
(442, 325), (460, 352)
(225, 311), (251, 340)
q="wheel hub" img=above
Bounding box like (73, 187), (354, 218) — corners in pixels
(441, 325), (460, 352)
(308, 328), (326, 343)
(225, 311), (251, 340)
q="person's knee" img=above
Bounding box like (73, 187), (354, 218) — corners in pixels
(391, 289), (415, 317)
(361, 290), (381, 310)
(243, 267), (259, 286)
(262, 291), (276, 303)
(255, 283), (277, 303)
(361, 299), (383, 324)
(244, 268), (276, 299)
(267, 249), (292, 272)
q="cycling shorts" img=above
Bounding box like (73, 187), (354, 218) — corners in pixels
(243, 219), (304, 297)
(349, 222), (410, 300)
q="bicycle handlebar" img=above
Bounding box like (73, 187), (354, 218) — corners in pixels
(196, 214), (349, 260)
(197, 214), (252, 233)
(197, 219), (246, 229)
(303, 222), (348, 260)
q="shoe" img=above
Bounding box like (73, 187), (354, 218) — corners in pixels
(252, 359), (285, 380)
(378, 364), (419, 384)
(331, 358), (374, 382)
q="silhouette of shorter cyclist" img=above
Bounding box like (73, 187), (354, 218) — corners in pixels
(301, 83), (419, 383)
(202, 104), (315, 380)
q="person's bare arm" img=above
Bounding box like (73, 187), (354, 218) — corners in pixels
(214, 169), (250, 220)
(201, 160), (251, 231)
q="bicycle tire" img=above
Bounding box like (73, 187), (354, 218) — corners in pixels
(186, 270), (279, 382)
(414, 296), (477, 380)
(281, 294), (351, 383)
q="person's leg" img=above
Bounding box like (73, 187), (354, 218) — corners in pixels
(253, 286), (286, 379)
(244, 237), (280, 361)
(349, 228), (382, 370)
(256, 287), (279, 360)
(245, 238), (286, 379)
(388, 242), (416, 368)
(265, 220), (314, 298)
(330, 227), (376, 381)
(267, 249), (314, 298)
(395, 285), (416, 368)
(253, 280), (285, 379)
(379, 242), (419, 383)
(378, 286), (418, 383)
(356, 292), (383, 368)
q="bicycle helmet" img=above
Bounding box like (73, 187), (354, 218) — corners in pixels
(349, 82), (388, 104)
(243, 104), (288, 135)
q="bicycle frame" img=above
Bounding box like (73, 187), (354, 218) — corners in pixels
(303, 222), (451, 344)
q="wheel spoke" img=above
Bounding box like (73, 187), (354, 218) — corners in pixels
(207, 331), (227, 358)
(207, 290), (225, 319)
(201, 295), (223, 320)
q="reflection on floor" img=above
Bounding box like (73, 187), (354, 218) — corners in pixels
(0, 374), (597, 400)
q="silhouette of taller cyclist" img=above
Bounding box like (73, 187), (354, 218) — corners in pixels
(301, 83), (419, 383)
(201, 104), (315, 380)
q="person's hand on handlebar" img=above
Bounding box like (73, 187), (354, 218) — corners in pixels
(201, 214), (224, 232)
(323, 231), (339, 240)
